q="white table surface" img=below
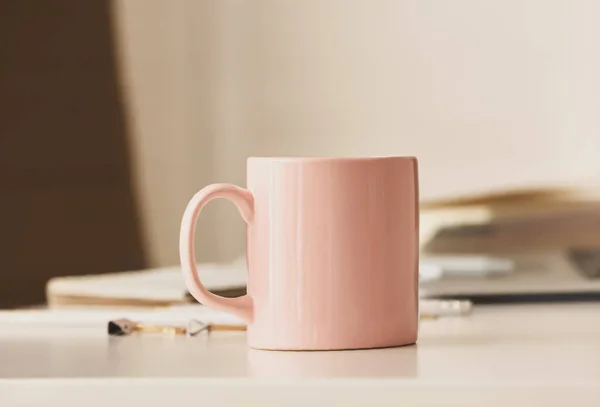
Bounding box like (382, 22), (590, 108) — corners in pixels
(1, 303), (599, 406)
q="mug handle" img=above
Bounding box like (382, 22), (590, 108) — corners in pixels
(179, 183), (254, 324)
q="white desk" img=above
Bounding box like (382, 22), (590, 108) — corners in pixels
(1, 303), (599, 406)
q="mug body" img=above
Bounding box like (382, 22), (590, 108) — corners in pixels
(246, 157), (419, 350)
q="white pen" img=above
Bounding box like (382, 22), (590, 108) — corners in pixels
(420, 299), (473, 318)
(421, 255), (514, 279)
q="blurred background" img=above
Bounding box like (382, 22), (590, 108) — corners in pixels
(1, 0), (599, 307)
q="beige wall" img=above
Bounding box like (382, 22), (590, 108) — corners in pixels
(113, 0), (600, 267)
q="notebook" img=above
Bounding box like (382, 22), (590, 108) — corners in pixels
(46, 259), (247, 307)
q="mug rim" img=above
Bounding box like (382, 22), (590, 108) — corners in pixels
(247, 156), (416, 163)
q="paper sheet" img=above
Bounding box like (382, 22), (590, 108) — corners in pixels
(0, 305), (243, 328)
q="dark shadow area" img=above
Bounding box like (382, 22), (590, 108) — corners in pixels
(0, 0), (146, 307)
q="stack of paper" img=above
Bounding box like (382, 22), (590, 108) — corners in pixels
(421, 183), (600, 253)
(420, 183), (600, 298)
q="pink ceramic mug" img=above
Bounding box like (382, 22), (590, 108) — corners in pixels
(180, 157), (419, 350)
